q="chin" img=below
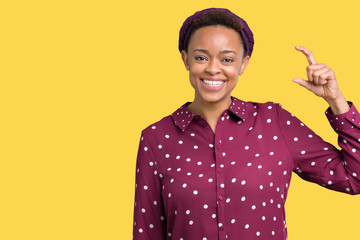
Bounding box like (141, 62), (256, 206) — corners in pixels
(199, 92), (229, 104)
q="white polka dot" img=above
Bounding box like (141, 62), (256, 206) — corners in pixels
(272, 231), (275, 235)
(268, 106), (272, 109)
(252, 205), (256, 210)
(267, 119), (271, 123)
(193, 190), (198, 195)
(301, 150), (306, 154)
(178, 140), (183, 144)
(294, 137), (298, 141)
(186, 210), (190, 214)
(273, 136), (278, 140)
(154, 201), (157, 205)
(255, 153), (260, 157)
(278, 161), (282, 165)
(197, 161), (202, 165)
(165, 134), (170, 138)
(258, 134), (262, 139)
(209, 144), (214, 148)
(270, 152), (274, 156)
(141, 208), (146, 213)
(256, 232), (260, 236)
(226, 198), (231, 203)
(165, 154), (170, 158)
(268, 171), (272, 176)
(212, 214), (216, 218)
(168, 193), (171, 198)
(241, 180), (246, 185)
(262, 216), (266, 220)
(283, 171), (287, 175)
(139, 228), (143, 233)
(149, 224), (154, 228)
(144, 147), (148, 151)
(194, 145), (198, 149)
(328, 181), (332, 185)
(259, 185), (264, 190)
(151, 126), (156, 129)
(229, 136), (233, 140)
(352, 148), (356, 153)
(258, 165), (262, 169)
(245, 224), (250, 229)
(189, 220), (193, 225)
(241, 196), (246, 201)
(287, 120), (291, 125)
(208, 178), (213, 182)
(273, 216), (277, 221)
(308, 134), (313, 138)
(232, 178), (236, 183)
(353, 172), (358, 177)
(330, 170), (334, 175)
(186, 158), (191, 162)
(204, 204), (208, 209)
(231, 219), (235, 224)
(220, 183), (225, 188)
(158, 144), (162, 149)
(222, 152), (226, 156)
(245, 146), (249, 150)
(182, 183), (187, 188)
(311, 162), (315, 166)
(143, 185), (148, 190)
(247, 162), (252, 167)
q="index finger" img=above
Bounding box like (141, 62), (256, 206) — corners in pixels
(295, 46), (317, 65)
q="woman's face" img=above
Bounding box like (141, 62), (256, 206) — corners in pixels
(181, 25), (250, 105)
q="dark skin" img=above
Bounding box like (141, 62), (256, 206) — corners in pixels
(181, 26), (349, 134)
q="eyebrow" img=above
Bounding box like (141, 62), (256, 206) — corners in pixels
(193, 49), (237, 54)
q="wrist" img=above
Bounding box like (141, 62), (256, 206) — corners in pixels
(325, 94), (350, 115)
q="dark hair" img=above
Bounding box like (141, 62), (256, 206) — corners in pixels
(184, 10), (246, 57)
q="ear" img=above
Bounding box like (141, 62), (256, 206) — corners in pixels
(181, 50), (190, 71)
(239, 55), (250, 75)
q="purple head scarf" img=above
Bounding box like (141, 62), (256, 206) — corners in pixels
(178, 8), (254, 57)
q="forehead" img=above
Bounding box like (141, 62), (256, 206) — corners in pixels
(189, 25), (243, 52)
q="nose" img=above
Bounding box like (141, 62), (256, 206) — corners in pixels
(205, 59), (221, 75)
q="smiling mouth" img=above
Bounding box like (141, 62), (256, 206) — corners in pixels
(201, 78), (226, 87)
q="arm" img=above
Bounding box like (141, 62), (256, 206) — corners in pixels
(276, 103), (360, 194)
(287, 46), (360, 194)
(132, 131), (166, 239)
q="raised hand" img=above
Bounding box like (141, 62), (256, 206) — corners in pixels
(292, 46), (349, 114)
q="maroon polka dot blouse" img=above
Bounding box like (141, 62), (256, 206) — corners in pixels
(132, 96), (360, 240)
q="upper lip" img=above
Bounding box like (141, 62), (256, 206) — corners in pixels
(200, 77), (226, 81)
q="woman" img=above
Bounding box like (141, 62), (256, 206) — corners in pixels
(132, 8), (360, 240)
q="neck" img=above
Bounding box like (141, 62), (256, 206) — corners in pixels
(187, 94), (232, 123)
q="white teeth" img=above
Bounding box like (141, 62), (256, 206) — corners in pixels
(202, 79), (225, 87)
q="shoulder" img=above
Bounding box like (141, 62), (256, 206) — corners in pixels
(141, 115), (174, 138)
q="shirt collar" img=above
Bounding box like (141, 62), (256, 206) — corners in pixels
(171, 96), (253, 132)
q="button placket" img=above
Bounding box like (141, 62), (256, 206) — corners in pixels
(214, 115), (226, 239)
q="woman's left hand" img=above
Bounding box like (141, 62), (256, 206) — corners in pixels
(293, 46), (350, 114)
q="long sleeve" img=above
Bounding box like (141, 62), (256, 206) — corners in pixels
(276, 102), (360, 195)
(132, 131), (166, 240)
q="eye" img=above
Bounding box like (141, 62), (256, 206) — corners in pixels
(223, 58), (234, 63)
(194, 56), (207, 61)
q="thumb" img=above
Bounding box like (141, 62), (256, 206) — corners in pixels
(292, 78), (312, 91)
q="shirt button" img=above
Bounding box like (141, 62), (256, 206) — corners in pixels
(218, 195), (224, 201)
(217, 169), (222, 173)
(219, 226), (225, 231)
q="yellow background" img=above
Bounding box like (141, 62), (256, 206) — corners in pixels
(1, 0), (359, 239)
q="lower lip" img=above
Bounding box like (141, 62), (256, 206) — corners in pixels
(200, 79), (226, 91)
